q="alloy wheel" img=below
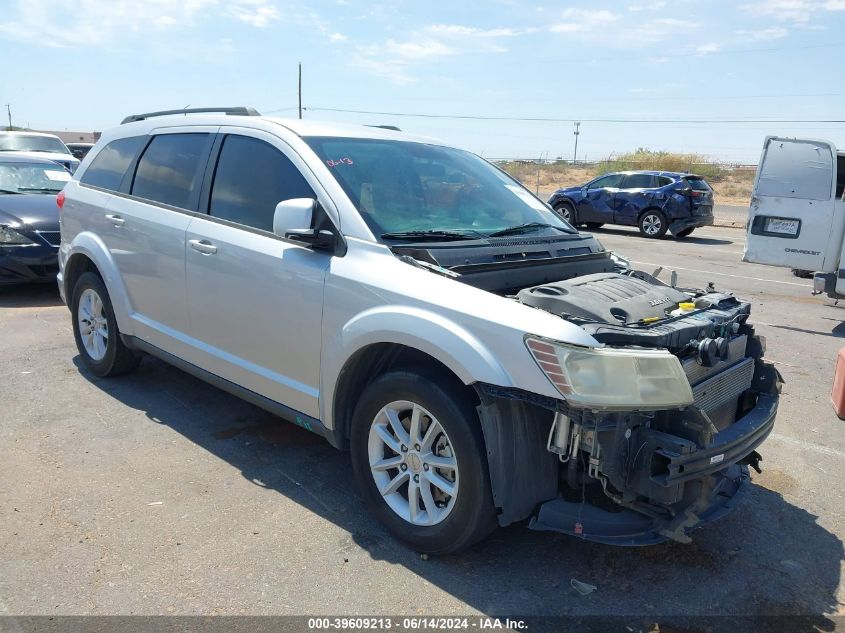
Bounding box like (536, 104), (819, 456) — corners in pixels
(77, 288), (108, 361)
(642, 214), (662, 236)
(367, 400), (459, 526)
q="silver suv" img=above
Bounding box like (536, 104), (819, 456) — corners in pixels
(58, 107), (780, 553)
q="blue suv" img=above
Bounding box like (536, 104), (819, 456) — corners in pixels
(548, 171), (714, 238)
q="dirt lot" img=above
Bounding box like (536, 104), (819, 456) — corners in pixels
(0, 226), (843, 625)
(504, 162), (755, 206)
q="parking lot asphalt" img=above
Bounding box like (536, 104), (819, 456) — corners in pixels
(0, 225), (843, 621)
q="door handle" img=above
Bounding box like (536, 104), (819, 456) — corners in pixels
(105, 214), (125, 227)
(188, 239), (218, 255)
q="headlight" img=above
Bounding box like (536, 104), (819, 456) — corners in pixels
(0, 225), (34, 245)
(526, 336), (694, 410)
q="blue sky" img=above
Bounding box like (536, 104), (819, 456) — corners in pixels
(1, 0), (843, 162)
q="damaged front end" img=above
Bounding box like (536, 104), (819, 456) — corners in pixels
(476, 271), (781, 546)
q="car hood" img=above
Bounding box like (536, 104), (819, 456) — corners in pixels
(0, 194), (60, 231)
(556, 185), (583, 194)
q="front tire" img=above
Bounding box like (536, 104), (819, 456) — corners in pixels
(638, 210), (668, 238)
(350, 371), (496, 554)
(71, 272), (140, 377)
(553, 201), (577, 226)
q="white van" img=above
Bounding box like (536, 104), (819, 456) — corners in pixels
(743, 137), (845, 297)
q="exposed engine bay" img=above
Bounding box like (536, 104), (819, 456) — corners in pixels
(394, 242), (780, 545)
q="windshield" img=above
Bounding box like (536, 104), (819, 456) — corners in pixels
(304, 137), (574, 239)
(0, 134), (71, 155)
(0, 162), (71, 193)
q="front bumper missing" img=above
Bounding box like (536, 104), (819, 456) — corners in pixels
(528, 390), (778, 546)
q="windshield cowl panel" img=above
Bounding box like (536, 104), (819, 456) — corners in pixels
(304, 136), (575, 242)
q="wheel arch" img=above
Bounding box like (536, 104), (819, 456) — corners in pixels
(331, 342), (483, 450)
(63, 233), (134, 334)
(637, 205), (666, 221)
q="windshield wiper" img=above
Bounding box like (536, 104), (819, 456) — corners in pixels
(488, 222), (574, 237)
(0, 188), (22, 194)
(18, 187), (61, 193)
(381, 230), (481, 242)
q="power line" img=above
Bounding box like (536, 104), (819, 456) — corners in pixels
(303, 107), (845, 124)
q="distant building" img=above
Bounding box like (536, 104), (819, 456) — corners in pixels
(33, 130), (101, 144)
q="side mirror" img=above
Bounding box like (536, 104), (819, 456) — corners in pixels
(273, 198), (315, 237)
(273, 198), (337, 252)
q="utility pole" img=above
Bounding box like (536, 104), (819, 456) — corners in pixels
(4, 104), (11, 130)
(573, 121), (581, 164)
(298, 63), (302, 119)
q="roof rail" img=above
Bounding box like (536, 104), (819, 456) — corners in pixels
(121, 106), (261, 125)
(366, 125), (402, 132)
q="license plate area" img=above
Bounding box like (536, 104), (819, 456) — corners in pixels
(750, 215), (802, 238)
(764, 217), (800, 235)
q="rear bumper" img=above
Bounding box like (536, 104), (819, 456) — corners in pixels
(0, 245), (59, 285)
(529, 390), (778, 546)
(669, 214), (714, 234)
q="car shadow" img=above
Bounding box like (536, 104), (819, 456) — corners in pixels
(770, 322), (845, 339)
(74, 355), (844, 621)
(0, 282), (63, 308)
(584, 226), (734, 246)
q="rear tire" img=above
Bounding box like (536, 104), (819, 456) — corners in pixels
(71, 272), (140, 377)
(675, 228), (694, 238)
(349, 371), (496, 554)
(553, 201), (577, 226)
(584, 222), (604, 230)
(638, 210), (668, 238)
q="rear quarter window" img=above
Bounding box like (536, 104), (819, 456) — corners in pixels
(80, 136), (145, 191)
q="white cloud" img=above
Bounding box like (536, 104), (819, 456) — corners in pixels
(735, 26), (789, 39)
(628, 1), (667, 11)
(227, 3), (280, 28)
(329, 32), (348, 42)
(696, 42), (720, 55)
(425, 24), (538, 37)
(548, 10), (695, 45)
(0, 0), (282, 47)
(549, 9), (619, 32)
(350, 22), (537, 84)
(741, 0), (845, 22)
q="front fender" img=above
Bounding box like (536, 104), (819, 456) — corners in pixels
(63, 232), (134, 335)
(321, 305), (515, 427)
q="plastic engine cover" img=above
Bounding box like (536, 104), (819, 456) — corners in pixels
(518, 273), (691, 324)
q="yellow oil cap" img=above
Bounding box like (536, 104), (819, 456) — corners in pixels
(678, 302), (696, 310)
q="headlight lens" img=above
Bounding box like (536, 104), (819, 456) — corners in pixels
(0, 225), (34, 245)
(526, 336), (694, 410)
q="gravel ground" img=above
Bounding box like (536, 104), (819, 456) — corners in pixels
(0, 225), (842, 624)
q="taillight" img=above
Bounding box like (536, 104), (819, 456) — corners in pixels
(690, 190), (702, 198)
(56, 191), (65, 209)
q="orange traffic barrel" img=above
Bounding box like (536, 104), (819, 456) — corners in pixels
(831, 347), (845, 420)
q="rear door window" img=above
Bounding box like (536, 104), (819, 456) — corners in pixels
(620, 174), (655, 189)
(208, 135), (315, 232)
(131, 133), (210, 209)
(757, 139), (833, 201)
(79, 136), (145, 191)
(654, 176), (674, 187)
